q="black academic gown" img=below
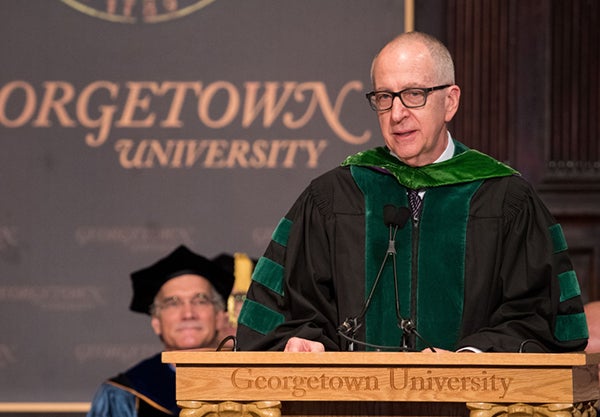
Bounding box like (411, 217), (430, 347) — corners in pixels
(236, 143), (588, 353)
(88, 353), (178, 417)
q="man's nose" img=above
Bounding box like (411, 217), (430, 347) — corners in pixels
(390, 96), (410, 121)
(181, 301), (197, 317)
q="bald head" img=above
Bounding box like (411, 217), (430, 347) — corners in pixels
(370, 31), (455, 87)
(584, 301), (600, 353)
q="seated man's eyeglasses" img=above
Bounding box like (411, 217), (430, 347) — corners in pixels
(366, 85), (451, 111)
(152, 293), (215, 312)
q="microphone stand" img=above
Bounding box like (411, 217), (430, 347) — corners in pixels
(337, 225), (395, 351)
(337, 205), (436, 352)
(386, 209), (437, 352)
(391, 237), (436, 352)
(388, 225), (421, 351)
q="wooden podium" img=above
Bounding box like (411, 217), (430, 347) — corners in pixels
(162, 351), (600, 417)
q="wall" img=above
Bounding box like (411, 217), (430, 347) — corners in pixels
(0, 0), (407, 406)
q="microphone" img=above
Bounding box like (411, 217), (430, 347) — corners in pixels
(384, 204), (410, 228)
(337, 205), (416, 351)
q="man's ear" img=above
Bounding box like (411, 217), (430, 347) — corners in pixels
(444, 85), (461, 122)
(215, 308), (229, 332)
(151, 315), (162, 337)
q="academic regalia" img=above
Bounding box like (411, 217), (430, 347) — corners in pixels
(87, 353), (177, 417)
(236, 141), (588, 352)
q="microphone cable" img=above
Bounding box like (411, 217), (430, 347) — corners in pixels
(338, 329), (420, 352)
(517, 339), (547, 353)
(216, 335), (238, 351)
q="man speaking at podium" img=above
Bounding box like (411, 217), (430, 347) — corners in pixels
(236, 32), (588, 354)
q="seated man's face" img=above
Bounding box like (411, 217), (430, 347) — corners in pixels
(151, 274), (226, 350)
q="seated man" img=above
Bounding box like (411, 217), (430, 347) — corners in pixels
(87, 245), (234, 417)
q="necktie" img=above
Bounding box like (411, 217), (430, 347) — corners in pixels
(407, 189), (423, 220)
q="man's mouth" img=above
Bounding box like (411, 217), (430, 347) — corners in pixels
(177, 324), (202, 332)
(393, 129), (416, 139)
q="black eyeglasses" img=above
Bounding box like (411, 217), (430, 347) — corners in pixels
(366, 85), (451, 111)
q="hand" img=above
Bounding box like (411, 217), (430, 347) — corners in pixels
(421, 347), (451, 352)
(284, 337), (325, 352)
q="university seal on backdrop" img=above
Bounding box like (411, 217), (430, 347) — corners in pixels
(61, 0), (216, 23)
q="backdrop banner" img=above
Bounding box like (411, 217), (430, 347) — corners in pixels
(0, 0), (405, 402)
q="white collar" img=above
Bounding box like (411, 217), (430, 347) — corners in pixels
(433, 131), (455, 163)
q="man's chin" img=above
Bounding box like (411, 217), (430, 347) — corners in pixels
(386, 141), (419, 160)
(172, 332), (210, 349)
(173, 339), (210, 350)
